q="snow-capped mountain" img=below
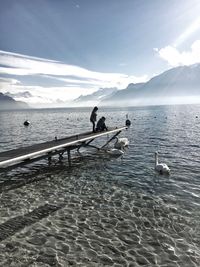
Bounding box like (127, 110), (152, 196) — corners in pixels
(5, 91), (33, 99)
(102, 64), (200, 106)
(73, 87), (118, 106)
(0, 92), (29, 110)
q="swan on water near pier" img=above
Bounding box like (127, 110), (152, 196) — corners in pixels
(106, 148), (124, 156)
(155, 151), (170, 174)
(114, 137), (129, 149)
(106, 137), (129, 156)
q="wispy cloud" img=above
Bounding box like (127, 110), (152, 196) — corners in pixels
(0, 77), (21, 85)
(0, 50), (148, 105)
(0, 50), (147, 87)
(118, 62), (127, 67)
(155, 40), (200, 67)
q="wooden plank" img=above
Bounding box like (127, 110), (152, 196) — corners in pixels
(0, 126), (127, 168)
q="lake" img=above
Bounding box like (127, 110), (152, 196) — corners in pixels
(0, 105), (200, 266)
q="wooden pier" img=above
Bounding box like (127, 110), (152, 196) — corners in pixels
(0, 126), (127, 169)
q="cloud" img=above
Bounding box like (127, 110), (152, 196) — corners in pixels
(0, 50), (148, 105)
(0, 50), (148, 88)
(119, 62), (127, 67)
(156, 40), (200, 67)
(0, 77), (21, 85)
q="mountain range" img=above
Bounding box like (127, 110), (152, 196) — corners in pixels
(73, 87), (118, 106)
(0, 92), (29, 110)
(1, 63), (200, 109)
(74, 64), (200, 106)
(5, 91), (33, 99)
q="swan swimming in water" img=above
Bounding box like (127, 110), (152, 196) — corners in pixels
(106, 137), (129, 156)
(155, 151), (170, 174)
(114, 137), (129, 149)
(107, 148), (124, 156)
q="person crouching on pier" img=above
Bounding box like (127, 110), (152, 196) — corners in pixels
(90, 106), (98, 132)
(96, 116), (108, 132)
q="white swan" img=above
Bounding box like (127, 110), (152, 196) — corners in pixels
(107, 148), (124, 156)
(155, 152), (170, 174)
(114, 137), (129, 149)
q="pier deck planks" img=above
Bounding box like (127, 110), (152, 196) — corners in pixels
(0, 126), (127, 168)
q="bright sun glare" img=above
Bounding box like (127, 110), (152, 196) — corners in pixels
(174, 17), (200, 47)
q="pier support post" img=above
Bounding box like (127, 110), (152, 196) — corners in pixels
(59, 153), (64, 161)
(48, 152), (52, 164)
(67, 149), (71, 167)
(101, 131), (122, 149)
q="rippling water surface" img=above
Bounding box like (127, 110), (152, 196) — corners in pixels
(0, 105), (200, 267)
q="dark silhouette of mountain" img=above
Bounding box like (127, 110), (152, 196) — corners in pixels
(0, 92), (29, 110)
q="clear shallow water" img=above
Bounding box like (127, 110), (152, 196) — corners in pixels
(0, 105), (200, 266)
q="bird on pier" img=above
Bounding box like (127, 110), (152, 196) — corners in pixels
(125, 114), (131, 127)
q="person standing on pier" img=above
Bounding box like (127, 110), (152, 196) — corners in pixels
(90, 106), (98, 132)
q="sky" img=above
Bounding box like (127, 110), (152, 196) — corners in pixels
(1, 0), (200, 106)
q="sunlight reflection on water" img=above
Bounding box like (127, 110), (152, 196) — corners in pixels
(0, 105), (200, 266)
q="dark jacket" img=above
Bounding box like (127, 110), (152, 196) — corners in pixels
(96, 117), (107, 131)
(90, 111), (97, 122)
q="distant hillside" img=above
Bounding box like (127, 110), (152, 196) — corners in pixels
(5, 91), (32, 99)
(102, 64), (200, 106)
(136, 64), (200, 97)
(0, 92), (29, 110)
(73, 87), (118, 106)
(100, 83), (145, 105)
(71, 64), (200, 107)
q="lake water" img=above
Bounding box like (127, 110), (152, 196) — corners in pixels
(0, 105), (200, 266)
